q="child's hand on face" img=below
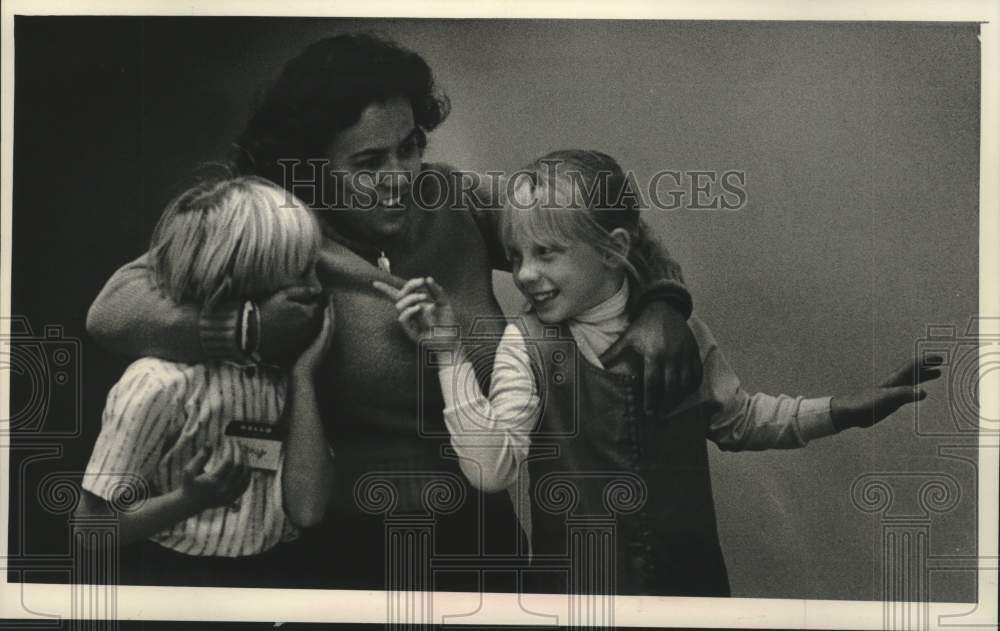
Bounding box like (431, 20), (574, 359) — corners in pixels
(258, 286), (325, 367)
(292, 295), (335, 379)
(373, 277), (458, 344)
(830, 354), (943, 431)
(181, 440), (252, 511)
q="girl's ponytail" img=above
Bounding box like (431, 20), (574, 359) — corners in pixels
(628, 217), (684, 289)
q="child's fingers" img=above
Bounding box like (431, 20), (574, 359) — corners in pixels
(211, 457), (234, 484)
(229, 466), (252, 501)
(922, 353), (945, 367)
(398, 303), (426, 326)
(211, 441), (237, 479)
(282, 285), (323, 305)
(222, 459), (251, 499)
(881, 355), (945, 388)
(874, 385), (928, 420)
(319, 298), (335, 336)
(884, 385), (926, 403)
(880, 358), (924, 388)
(372, 280), (400, 301)
(397, 277), (428, 298)
(231, 442), (246, 470)
(395, 292), (430, 312)
(324, 302), (334, 332)
(421, 303), (435, 326)
(203, 441), (225, 476)
(183, 446), (211, 480)
(916, 353), (943, 382)
(915, 367), (942, 384)
(880, 360), (912, 388)
(373, 278), (427, 302)
(424, 277), (447, 303)
(322, 300), (336, 347)
(302, 297), (336, 357)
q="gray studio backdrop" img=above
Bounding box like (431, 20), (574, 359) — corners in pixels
(414, 20), (980, 602)
(19, 18), (979, 601)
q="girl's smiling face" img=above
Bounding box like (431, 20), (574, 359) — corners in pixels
(502, 153), (638, 324)
(508, 232), (625, 324)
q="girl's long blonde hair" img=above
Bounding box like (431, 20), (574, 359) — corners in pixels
(149, 175), (320, 307)
(502, 150), (683, 290)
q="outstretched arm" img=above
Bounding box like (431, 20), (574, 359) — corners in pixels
(708, 379), (838, 451)
(829, 355), (942, 431)
(701, 320), (942, 451)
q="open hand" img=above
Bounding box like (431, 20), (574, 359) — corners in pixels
(181, 440), (252, 510)
(373, 277), (458, 344)
(831, 354), (943, 431)
(600, 301), (703, 416)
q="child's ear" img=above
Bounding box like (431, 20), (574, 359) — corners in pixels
(605, 228), (631, 268)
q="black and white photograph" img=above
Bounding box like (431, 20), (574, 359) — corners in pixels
(1, 0), (997, 628)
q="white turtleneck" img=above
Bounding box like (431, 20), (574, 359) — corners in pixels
(566, 279), (631, 368)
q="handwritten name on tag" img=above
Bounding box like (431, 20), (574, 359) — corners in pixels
(225, 421), (286, 472)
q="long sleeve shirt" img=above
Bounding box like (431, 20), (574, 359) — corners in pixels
(437, 282), (837, 496)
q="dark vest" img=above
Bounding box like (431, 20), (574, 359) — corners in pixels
(521, 316), (730, 597)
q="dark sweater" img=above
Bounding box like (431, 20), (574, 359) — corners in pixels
(313, 163), (509, 513)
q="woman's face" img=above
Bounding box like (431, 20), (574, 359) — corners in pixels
(323, 95), (424, 242)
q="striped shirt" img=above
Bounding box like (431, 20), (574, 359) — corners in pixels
(83, 357), (298, 557)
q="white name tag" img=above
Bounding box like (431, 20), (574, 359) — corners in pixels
(225, 421), (285, 472)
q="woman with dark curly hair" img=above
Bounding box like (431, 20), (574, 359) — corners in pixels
(85, 32), (701, 591)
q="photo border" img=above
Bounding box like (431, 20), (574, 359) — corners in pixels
(2, 0), (997, 627)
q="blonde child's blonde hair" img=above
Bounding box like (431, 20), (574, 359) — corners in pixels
(502, 149), (683, 288)
(150, 175), (321, 306)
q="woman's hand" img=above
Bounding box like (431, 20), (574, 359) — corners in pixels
(180, 441), (252, 511)
(373, 277), (458, 344)
(600, 301), (703, 416)
(292, 295), (335, 379)
(831, 354), (943, 431)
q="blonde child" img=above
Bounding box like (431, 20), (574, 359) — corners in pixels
(74, 176), (335, 586)
(375, 149), (941, 596)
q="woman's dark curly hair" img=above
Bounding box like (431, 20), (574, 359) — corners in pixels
(233, 33), (450, 187)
